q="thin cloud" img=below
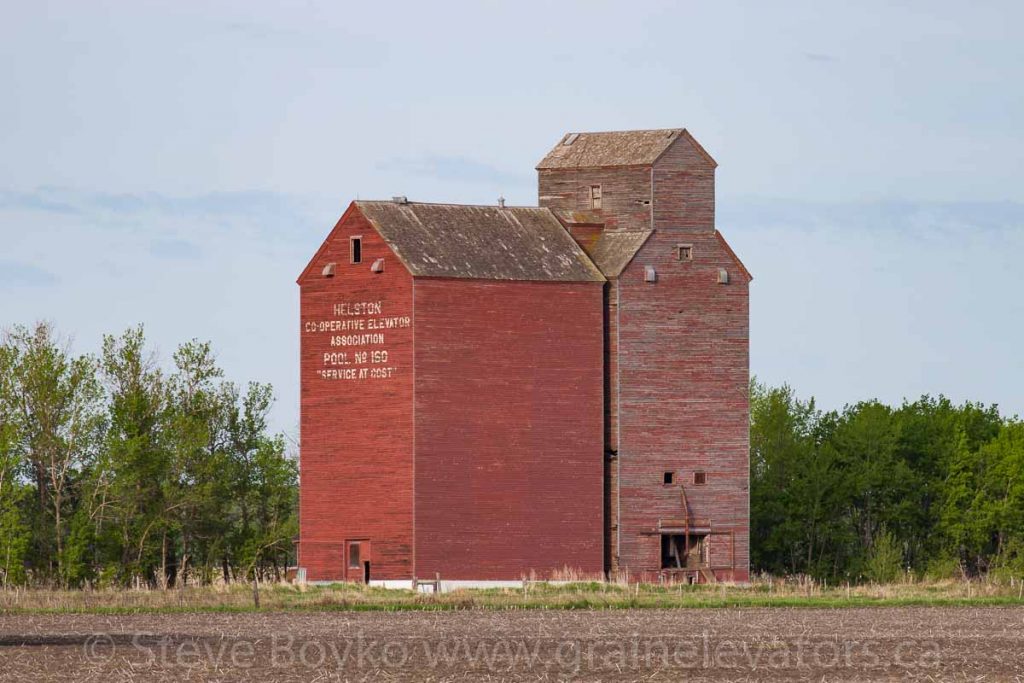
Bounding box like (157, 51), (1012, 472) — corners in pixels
(803, 52), (838, 63)
(0, 187), (303, 218)
(378, 155), (531, 187)
(149, 238), (202, 260)
(0, 260), (59, 287)
(211, 18), (387, 69)
(723, 198), (1024, 419)
(0, 188), (319, 245)
(0, 190), (79, 214)
(718, 198), (1024, 233)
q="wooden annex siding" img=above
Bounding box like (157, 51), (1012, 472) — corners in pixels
(538, 129), (751, 582)
(298, 202), (607, 582)
(615, 228), (751, 581)
(652, 133), (717, 233)
(297, 206), (415, 581)
(412, 278), (606, 580)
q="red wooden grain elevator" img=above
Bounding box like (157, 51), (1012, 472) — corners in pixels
(297, 128), (750, 586)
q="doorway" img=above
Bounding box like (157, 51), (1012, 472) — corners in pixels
(346, 540), (370, 583)
(661, 533), (708, 569)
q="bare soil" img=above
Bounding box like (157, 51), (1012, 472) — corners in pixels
(1, 607), (1022, 681)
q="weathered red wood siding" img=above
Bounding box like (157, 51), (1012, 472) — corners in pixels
(297, 205), (415, 581)
(604, 279), (621, 573)
(539, 167), (652, 232)
(616, 228), (750, 581)
(541, 133), (750, 582)
(640, 137), (747, 580)
(412, 279), (605, 580)
(652, 135), (716, 232)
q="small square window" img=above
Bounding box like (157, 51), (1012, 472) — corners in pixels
(693, 471), (707, 486)
(677, 244), (693, 261)
(590, 185), (602, 210)
(663, 471), (674, 485)
(350, 236), (362, 264)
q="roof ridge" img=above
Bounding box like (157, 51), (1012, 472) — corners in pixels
(562, 127), (683, 136)
(356, 199), (543, 210)
(536, 128), (691, 170)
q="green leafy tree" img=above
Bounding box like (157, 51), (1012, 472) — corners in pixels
(1, 322), (297, 587)
(973, 422), (1024, 574)
(224, 382), (298, 581)
(751, 380), (1014, 582)
(4, 323), (105, 584)
(0, 345), (30, 585)
(93, 326), (172, 584)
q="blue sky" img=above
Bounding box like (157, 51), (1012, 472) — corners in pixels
(2, 1), (1022, 436)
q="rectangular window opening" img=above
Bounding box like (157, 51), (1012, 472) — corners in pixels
(677, 244), (693, 261)
(693, 471), (707, 486)
(590, 185), (602, 210)
(348, 543), (361, 569)
(663, 471), (674, 485)
(350, 236), (362, 264)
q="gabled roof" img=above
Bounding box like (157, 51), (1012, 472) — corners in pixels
(537, 128), (716, 170)
(588, 230), (654, 278)
(716, 231), (753, 283)
(550, 210), (652, 279)
(355, 201), (605, 282)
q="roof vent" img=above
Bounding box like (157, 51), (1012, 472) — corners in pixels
(644, 265), (657, 283)
(718, 268), (730, 284)
(497, 195), (506, 208)
(370, 258), (385, 273)
(322, 262), (336, 277)
(563, 133), (580, 146)
(392, 195), (408, 204)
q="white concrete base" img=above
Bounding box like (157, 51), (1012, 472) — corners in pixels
(301, 574), (751, 592)
(376, 579), (530, 593)
(371, 579), (415, 590)
(438, 580), (523, 592)
(304, 577), (579, 593)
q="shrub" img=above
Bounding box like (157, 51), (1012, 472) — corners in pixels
(864, 528), (903, 583)
(923, 554), (962, 581)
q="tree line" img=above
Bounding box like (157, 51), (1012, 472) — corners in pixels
(2, 320), (1021, 588)
(751, 380), (1024, 582)
(0, 322), (296, 588)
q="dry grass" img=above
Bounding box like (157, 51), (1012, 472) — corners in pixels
(1, 575), (1022, 614)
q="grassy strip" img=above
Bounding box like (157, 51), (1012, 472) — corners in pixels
(2, 590), (1022, 615)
